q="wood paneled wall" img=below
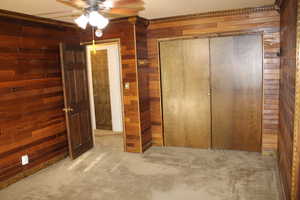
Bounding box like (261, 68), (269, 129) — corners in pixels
(278, 0), (297, 199)
(147, 6), (280, 151)
(135, 19), (152, 152)
(80, 17), (151, 153)
(0, 11), (79, 188)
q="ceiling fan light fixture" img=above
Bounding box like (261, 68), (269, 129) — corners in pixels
(96, 16), (109, 29)
(88, 11), (109, 29)
(103, 0), (114, 9)
(74, 14), (89, 29)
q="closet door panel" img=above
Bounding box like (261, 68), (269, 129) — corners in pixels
(160, 40), (185, 147)
(210, 35), (263, 152)
(182, 39), (211, 148)
(160, 38), (211, 148)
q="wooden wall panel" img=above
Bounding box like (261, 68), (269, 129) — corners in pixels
(278, 0), (297, 199)
(135, 19), (152, 152)
(147, 6), (280, 150)
(0, 12), (79, 188)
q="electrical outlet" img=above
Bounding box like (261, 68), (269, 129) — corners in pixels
(21, 155), (29, 165)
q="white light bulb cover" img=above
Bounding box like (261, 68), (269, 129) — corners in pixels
(95, 29), (103, 37)
(88, 11), (100, 26)
(74, 15), (88, 29)
(96, 17), (109, 29)
(89, 11), (109, 29)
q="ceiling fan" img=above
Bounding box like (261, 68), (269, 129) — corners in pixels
(53, 0), (145, 37)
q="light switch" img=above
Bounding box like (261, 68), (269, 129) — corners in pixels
(125, 82), (130, 89)
(21, 155), (29, 165)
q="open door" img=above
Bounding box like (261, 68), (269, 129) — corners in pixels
(60, 43), (94, 159)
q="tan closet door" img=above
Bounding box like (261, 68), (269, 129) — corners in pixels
(90, 50), (112, 130)
(210, 35), (263, 152)
(160, 38), (211, 148)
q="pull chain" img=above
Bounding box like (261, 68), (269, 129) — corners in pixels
(92, 26), (96, 54)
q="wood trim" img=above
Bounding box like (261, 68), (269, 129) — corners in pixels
(156, 38), (165, 147)
(133, 22), (143, 153)
(0, 8), (142, 29)
(0, 9), (77, 28)
(291, 0), (300, 199)
(80, 38), (120, 46)
(150, 5), (276, 24)
(0, 6), (275, 29)
(0, 153), (67, 190)
(0, 5), (276, 28)
(156, 31), (265, 42)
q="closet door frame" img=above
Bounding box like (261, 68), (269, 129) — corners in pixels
(157, 31), (264, 151)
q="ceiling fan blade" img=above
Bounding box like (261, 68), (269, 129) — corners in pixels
(113, 3), (144, 9)
(36, 10), (81, 16)
(104, 7), (144, 15)
(53, 14), (82, 19)
(70, 0), (89, 8)
(56, 0), (83, 10)
(102, 12), (125, 19)
(114, 0), (144, 7)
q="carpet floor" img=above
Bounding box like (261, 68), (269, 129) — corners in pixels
(0, 134), (280, 200)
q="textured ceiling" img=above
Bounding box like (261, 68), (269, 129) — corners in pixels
(0, 0), (275, 23)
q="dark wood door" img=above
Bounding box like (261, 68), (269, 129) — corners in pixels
(90, 49), (112, 130)
(60, 43), (93, 159)
(210, 34), (263, 152)
(160, 38), (211, 148)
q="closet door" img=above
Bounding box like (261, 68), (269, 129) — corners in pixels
(210, 35), (263, 152)
(160, 38), (211, 148)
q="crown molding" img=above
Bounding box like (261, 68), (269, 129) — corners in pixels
(150, 5), (277, 24)
(0, 5), (277, 29)
(0, 9), (78, 29)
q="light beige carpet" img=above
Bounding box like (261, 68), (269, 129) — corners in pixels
(0, 135), (280, 200)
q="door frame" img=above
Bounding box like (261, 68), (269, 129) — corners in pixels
(158, 31), (264, 151)
(84, 40), (126, 148)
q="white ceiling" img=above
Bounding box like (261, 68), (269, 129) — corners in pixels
(0, 0), (275, 23)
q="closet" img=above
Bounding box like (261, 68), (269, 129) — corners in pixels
(160, 34), (263, 152)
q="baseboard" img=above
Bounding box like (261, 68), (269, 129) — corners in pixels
(0, 153), (67, 190)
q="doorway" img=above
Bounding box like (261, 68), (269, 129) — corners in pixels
(159, 34), (263, 152)
(86, 43), (124, 138)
